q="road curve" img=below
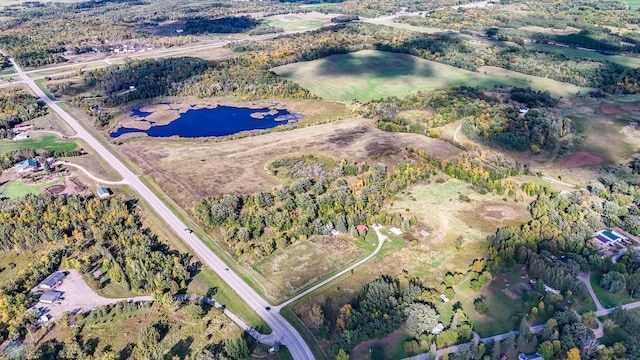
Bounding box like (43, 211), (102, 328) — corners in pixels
(54, 161), (129, 185)
(9, 57), (314, 359)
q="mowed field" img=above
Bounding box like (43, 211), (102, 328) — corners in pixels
(118, 116), (462, 209)
(272, 50), (590, 102)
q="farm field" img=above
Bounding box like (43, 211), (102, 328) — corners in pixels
(545, 94), (640, 184)
(623, 0), (640, 10)
(272, 50), (591, 102)
(118, 116), (461, 209)
(0, 134), (77, 154)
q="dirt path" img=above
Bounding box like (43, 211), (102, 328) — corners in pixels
(55, 160), (128, 185)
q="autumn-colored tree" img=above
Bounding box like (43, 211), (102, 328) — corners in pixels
(567, 348), (581, 360)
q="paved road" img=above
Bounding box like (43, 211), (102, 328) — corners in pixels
(277, 225), (387, 310)
(578, 272), (605, 312)
(8, 57), (314, 359)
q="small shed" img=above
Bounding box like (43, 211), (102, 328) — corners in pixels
(97, 187), (111, 199)
(389, 227), (403, 235)
(355, 224), (369, 235)
(40, 271), (65, 289)
(12, 132), (28, 141)
(39, 290), (63, 304)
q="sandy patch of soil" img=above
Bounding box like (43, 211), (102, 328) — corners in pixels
(556, 150), (603, 168)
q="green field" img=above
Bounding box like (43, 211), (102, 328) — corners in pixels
(527, 43), (640, 68)
(272, 50), (590, 102)
(0, 178), (62, 198)
(0, 135), (78, 154)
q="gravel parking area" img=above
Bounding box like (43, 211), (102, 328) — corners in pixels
(31, 269), (152, 319)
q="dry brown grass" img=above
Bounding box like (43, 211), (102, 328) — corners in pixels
(118, 116), (462, 209)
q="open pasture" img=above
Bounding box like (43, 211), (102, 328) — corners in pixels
(272, 50), (591, 102)
(119, 116), (461, 209)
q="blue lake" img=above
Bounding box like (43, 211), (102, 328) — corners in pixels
(110, 105), (302, 138)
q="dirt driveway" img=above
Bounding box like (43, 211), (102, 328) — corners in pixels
(32, 269), (152, 319)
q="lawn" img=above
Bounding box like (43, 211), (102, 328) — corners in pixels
(0, 178), (63, 198)
(0, 135), (78, 154)
(272, 49), (591, 102)
(590, 272), (636, 309)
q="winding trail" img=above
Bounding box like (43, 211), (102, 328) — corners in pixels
(277, 225), (387, 310)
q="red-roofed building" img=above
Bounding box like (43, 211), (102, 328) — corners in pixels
(355, 224), (369, 235)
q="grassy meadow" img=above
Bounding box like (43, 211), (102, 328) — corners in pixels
(386, 178), (529, 286)
(272, 50), (591, 102)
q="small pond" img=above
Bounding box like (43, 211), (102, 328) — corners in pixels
(110, 104), (302, 138)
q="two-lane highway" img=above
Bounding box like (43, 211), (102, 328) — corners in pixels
(9, 58), (314, 359)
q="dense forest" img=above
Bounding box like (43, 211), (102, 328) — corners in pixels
(0, 90), (48, 138)
(0, 194), (192, 293)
